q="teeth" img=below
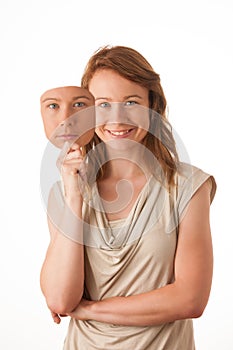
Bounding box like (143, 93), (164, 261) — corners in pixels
(109, 130), (130, 136)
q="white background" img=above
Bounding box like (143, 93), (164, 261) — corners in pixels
(0, 0), (232, 349)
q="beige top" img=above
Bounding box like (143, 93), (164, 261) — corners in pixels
(50, 163), (216, 350)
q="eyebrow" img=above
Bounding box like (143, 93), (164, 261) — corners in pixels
(41, 95), (92, 103)
(95, 94), (143, 101)
(72, 96), (92, 101)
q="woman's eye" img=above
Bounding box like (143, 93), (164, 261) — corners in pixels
(99, 102), (111, 108)
(125, 101), (137, 106)
(73, 102), (85, 107)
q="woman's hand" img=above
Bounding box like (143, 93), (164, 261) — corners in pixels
(66, 298), (94, 321)
(50, 310), (68, 324)
(50, 310), (62, 324)
(49, 299), (92, 324)
(57, 142), (87, 202)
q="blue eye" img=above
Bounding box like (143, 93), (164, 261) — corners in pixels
(125, 101), (137, 106)
(48, 103), (58, 109)
(99, 102), (111, 108)
(73, 102), (85, 107)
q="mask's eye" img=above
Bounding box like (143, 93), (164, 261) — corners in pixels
(73, 101), (85, 108)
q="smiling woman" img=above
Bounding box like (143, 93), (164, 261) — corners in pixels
(40, 46), (217, 350)
(92, 70), (149, 145)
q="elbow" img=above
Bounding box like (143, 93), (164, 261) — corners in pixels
(186, 303), (205, 319)
(181, 297), (207, 319)
(173, 281), (210, 320)
(40, 275), (84, 315)
(46, 292), (83, 315)
(46, 301), (71, 316)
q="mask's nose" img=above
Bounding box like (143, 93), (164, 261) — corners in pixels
(58, 106), (75, 127)
(60, 118), (72, 127)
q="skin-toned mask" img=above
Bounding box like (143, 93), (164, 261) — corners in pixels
(40, 86), (95, 148)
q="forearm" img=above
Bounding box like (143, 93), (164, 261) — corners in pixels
(81, 282), (206, 327)
(40, 201), (84, 315)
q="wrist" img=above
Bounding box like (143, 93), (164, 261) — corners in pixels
(65, 195), (83, 214)
(85, 300), (98, 320)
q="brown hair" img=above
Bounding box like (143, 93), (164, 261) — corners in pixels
(82, 45), (179, 187)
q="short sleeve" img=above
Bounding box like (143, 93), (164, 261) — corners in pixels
(176, 163), (216, 223)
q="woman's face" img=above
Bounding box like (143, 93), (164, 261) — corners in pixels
(88, 70), (150, 146)
(40, 86), (95, 148)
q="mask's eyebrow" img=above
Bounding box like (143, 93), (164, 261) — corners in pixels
(71, 96), (92, 101)
(40, 97), (59, 103)
(40, 95), (92, 103)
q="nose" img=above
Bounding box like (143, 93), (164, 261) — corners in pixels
(59, 108), (74, 127)
(60, 118), (72, 127)
(96, 102), (129, 126)
(110, 103), (123, 123)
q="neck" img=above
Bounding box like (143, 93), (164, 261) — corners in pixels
(105, 159), (144, 179)
(104, 144), (151, 180)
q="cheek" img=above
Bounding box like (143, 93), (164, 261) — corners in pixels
(95, 127), (105, 140)
(43, 119), (59, 140)
(126, 107), (150, 131)
(138, 127), (148, 138)
(75, 129), (94, 147)
(73, 107), (96, 146)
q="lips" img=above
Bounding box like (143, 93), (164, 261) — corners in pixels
(106, 128), (134, 137)
(56, 134), (78, 140)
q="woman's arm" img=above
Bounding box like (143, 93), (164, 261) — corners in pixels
(40, 208), (84, 315)
(40, 144), (85, 316)
(68, 179), (213, 326)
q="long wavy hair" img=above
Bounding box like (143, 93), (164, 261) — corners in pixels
(81, 45), (179, 187)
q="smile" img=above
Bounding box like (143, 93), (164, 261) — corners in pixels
(107, 129), (134, 137)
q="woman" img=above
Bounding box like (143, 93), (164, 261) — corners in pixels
(40, 46), (216, 349)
